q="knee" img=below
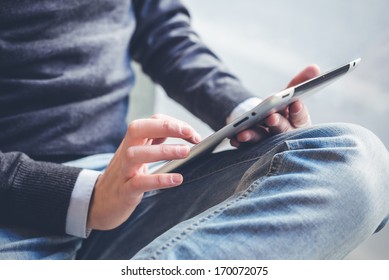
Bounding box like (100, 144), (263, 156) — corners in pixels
(308, 122), (389, 189)
(313, 123), (389, 231)
(299, 123), (387, 165)
(320, 123), (383, 148)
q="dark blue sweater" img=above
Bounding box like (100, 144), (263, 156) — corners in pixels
(0, 0), (253, 233)
(0, 0), (134, 158)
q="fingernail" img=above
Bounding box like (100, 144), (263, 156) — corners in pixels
(171, 175), (183, 185)
(290, 102), (303, 115)
(194, 133), (202, 143)
(177, 146), (189, 157)
(267, 114), (279, 127)
(307, 65), (319, 78)
(241, 133), (250, 142)
(180, 125), (191, 136)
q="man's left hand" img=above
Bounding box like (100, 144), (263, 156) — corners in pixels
(231, 64), (320, 147)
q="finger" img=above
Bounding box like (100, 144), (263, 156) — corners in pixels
(144, 118), (167, 145)
(235, 126), (269, 143)
(265, 113), (293, 135)
(230, 138), (241, 148)
(150, 114), (202, 144)
(289, 101), (311, 128)
(125, 118), (200, 146)
(126, 173), (184, 196)
(287, 64), (320, 88)
(123, 144), (190, 178)
(126, 144), (190, 165)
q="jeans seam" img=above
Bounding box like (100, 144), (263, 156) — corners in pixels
(268, 145), (290, 176)
(147, 148), (288, 259)
(182, 157), (261, 185)
(183, 141), (291, 184)
(148, 180), (260, 259)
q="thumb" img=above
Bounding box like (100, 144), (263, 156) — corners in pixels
(287, 64), (320, 88)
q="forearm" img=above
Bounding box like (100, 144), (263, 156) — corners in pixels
(131, 0), (254, 130)
(0, 151), (81, 233)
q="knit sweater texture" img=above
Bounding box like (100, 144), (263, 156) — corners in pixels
(0, 0), (253, 233)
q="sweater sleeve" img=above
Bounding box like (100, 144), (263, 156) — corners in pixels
(130, 0), (255, 131)
(0, 151), (82, 234)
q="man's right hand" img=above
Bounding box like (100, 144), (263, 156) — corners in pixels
(86, 114), (201, 230)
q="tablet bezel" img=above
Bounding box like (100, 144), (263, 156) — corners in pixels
(152, 58), (361, 174)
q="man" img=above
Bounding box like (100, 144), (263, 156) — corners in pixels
(0, 0), (388, 259)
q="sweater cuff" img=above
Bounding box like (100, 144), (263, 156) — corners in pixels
(11, 159), (82, 233)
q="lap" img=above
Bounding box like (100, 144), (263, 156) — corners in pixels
(0, 225), (82, 259)
(2, 123), (388, 259)
(77, 144), (263, 259)
(79, 123), (389, 259)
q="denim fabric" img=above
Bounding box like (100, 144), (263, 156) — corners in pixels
(1, 123), (388, 259)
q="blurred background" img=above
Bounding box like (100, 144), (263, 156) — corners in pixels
(129, 0), (389, 259)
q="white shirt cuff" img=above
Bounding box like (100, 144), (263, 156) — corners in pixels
(226, 97), (263, 124)
(65, 169), (101, 238)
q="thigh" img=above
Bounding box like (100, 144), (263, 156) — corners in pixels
(77, 144), (269, 259)
(79, 123), (389, 259)
(131, 123), (389, 259)
(0, 226), (82, 260)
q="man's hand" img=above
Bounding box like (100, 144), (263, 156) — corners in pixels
(231, 65), (320, 147)
(87, 114), (201, 230)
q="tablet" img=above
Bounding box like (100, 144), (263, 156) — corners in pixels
(153, 58), (361, 174)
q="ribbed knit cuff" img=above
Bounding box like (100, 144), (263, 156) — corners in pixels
(10, 159), (82, 233)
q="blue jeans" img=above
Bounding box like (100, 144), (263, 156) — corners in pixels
(1, 123), (388, 259)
